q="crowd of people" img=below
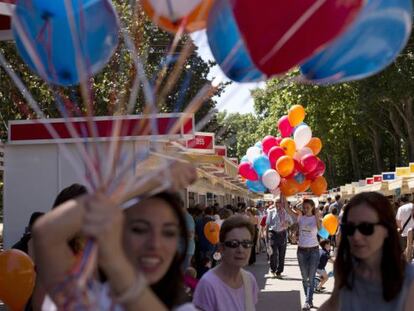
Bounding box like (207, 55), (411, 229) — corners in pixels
(8, 166), (414, 310)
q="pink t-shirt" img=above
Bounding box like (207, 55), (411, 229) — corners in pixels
(193, 269), (259, 311)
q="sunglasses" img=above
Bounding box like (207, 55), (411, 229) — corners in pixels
(223, 240), (253, 249)
(340, 222), (382, 236)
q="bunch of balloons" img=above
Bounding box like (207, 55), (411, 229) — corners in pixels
(202, 0), (411, 84)
(13, 0), (120, 86)
(239, 104), (328, 197)
(0, 249), (36, 311)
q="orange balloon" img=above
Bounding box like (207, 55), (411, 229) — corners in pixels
(0, 250), (35, 311)
(279, 178), (301, 197)
(288, 105), (306, 127)
(276, 156), (294, 177)
(280, 138), (296, 158)
(204, 221), (220, 245)
(307, 137), (323, 155)
(322, 214), (339, 235)
(310, 176), (328, 196)
(142, 0), (214, 33)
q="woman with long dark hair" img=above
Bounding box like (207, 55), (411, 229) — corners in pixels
(33, 163), (198, 310)
(320, 192), (414, 310)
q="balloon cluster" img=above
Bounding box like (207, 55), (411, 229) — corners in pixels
(239, 105), (327, 197)
(319, 214), (339, 239)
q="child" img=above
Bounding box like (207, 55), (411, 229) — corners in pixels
(316, 240), (334, 292)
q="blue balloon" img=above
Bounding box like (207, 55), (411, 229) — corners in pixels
(294, 172), (305, 184)
(252, 155), (271, 176)
(255, 141), (263, 150)
(318, 227), (330, 239)
(301, 0), (412, 84)
(13, 0), (120, 86)
(207, 0), (265, 82)
(246, 180), (267, 193)
(241, 155), (249, 163)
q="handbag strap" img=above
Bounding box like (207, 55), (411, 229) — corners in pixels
(402, 214), (413, 234)
(241, 269), (255, 311)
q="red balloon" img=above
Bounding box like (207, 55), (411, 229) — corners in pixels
(275, 137), (283, 146)
(231, 0), (364, 75)
(286, 159), (304, 179)
(268, 146), (285, 167)
(306, 158), (326, 180)
(262, 135), (278, 155)
(278, 116), (293, 138)
(301, 154), (318, 173)
(238, 162), (259, 181)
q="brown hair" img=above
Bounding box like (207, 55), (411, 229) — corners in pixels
(335, 192), (405, 301)
(219, 215), (255, 243)
(303, 199), (316, 215)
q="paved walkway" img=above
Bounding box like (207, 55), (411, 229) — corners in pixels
(246, 244), (334, 310)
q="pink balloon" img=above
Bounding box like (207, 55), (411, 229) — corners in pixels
(268, 146), (285, 167)
(301, 154), (318, 173)
(275, 137), (283, 145)
(278, 116), (293, 138)
(306, 159), (326, 180)
(238, 162), (259, 181)
(262, 136), (278, 155)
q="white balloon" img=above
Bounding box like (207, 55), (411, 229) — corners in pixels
(262, 169), (281, 190)
(294, 147), (313, 161)
(147, 0), (202, 21)
(246, 146), (261, 162)
(294, 125), (312, 150)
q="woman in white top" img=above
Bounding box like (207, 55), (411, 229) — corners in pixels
(286, 198), (321, 310)
(33, 163), (198, 311)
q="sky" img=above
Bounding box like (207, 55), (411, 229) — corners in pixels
(191, 30), (264, 115)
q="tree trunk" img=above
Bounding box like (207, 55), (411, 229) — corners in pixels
(369, 126), (383, 173)
(349, 138), (361, 180)
(393, 99), (414, 161)
(389, 108), (409, 164)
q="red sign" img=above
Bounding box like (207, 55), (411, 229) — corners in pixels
(229, 157), (238, 165)
(9, 114), (194, 143)
(186, 133), (214, 150)
(215, 146), (227, 157)
(0, 1), (15, 41)
(366, 178), (374, 185)
(373, 175), (382, 183)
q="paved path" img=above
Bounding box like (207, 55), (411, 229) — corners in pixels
(246, 244), (334, 310)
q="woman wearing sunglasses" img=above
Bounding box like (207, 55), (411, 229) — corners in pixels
(193, 215), (259, 311)
(320, 192), (414, 311)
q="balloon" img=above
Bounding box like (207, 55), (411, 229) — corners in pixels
(306, 159), (326, 180)
(301, 0), (413, 84)
(252, 155), (271, 176)
(294, 172), (305, 184)
(13, 0), (120, 86)
(288, 105), (306, 127)
(206, 0), (265, 82)
(323, 214), (339, 235)
(255, 141), (263, 150)
(204, 221), (220, 244)
(142, 0), (213, 33)
(306, 137), (323, 155)
(275, 137), (283, 146)
(318, 227), (330, 239)
(278, 116), (294, 138)
(310, 176), (328, 196)
(268, 146), (285, 168)
(280, 138), (296, 158)
(241, 155), (249, 163)
(0, 250), (35, 311)
(238, 162), (259, 181)
(294, 147), (313, 161)
(279, 178), (300, 197)
(301, 154), (319, 173)
(262, 169), (281, 190)
(246, 180), (267, 193)
(230, 0), (364, 76)
(276, 155), (294, 177)
(262, 135), (278, 155)
(298, 179), (312, 192)
(293, 125), (312, 150)
(246, 146), (261, 162)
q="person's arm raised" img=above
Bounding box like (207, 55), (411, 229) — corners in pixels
(281, 195), (299, 219)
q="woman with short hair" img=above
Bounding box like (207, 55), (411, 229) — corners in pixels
(320, 192), (414, 311)
(193, 215), (259, 311)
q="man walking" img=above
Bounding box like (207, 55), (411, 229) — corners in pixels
(396, 196), (414, 251)
(266, 197), (289, 278)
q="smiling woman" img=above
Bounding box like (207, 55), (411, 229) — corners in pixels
(193, 215), (259, 311)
